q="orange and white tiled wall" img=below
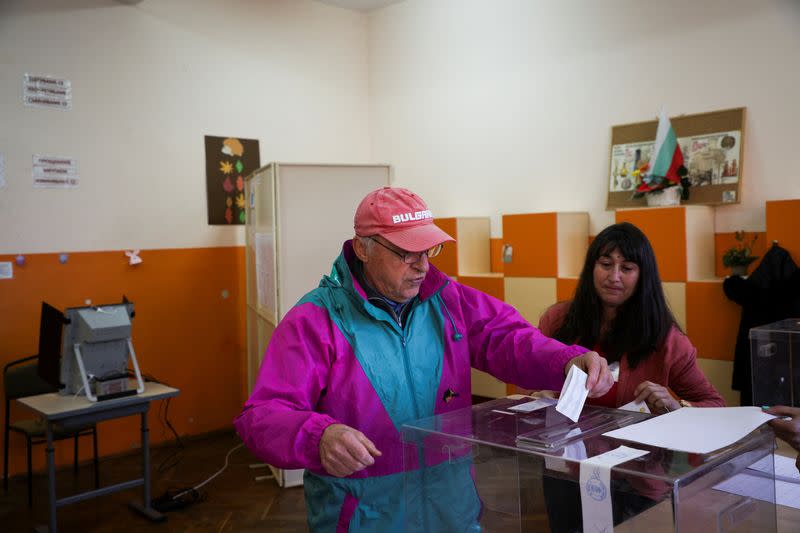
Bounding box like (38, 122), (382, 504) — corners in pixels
(431, 199), (800, 406)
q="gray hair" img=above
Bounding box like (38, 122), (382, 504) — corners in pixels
(357, 235), (374, 254)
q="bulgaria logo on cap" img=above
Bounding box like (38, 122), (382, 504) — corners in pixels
(391, 210), (433, 224)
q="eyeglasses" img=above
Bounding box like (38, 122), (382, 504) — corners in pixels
(369, 237), (443, 264)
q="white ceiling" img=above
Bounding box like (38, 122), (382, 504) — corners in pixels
(315, 0), (405, 13)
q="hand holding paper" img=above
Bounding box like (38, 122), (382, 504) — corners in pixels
(565, 351), (614, 398)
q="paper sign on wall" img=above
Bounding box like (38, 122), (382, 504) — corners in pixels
(0, 262), (12, 280)
(33, 155), (79, 188)
(24, 74), (72, 110)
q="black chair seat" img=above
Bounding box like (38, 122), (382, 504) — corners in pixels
(4, 355), (100, 506)
(10, 418), (94, 440)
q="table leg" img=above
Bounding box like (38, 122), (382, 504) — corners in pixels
(44, 422), (57, 533)
(141, 411), (150, 505)
(128, 406), (166, 521)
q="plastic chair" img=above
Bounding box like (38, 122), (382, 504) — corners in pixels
(3, 355), (99, 506)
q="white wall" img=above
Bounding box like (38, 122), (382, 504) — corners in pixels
(368, 0), (800, 236)
(0, 0), (372, 253)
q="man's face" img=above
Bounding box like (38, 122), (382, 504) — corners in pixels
(358, 236), (430, 303)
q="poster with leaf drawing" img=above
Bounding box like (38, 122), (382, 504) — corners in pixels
(607, 108), (745, 209)
(205, 136), (261, 225)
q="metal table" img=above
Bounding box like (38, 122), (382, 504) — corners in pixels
(18, 382), (180, 533)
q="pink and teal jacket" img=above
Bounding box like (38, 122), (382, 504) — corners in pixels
(234, 241), (586, 532)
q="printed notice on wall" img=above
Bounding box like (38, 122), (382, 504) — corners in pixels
(24, 74), (72, 110)
(0, 262), (12, 280)
(0, 154), (5, 189)
(33, 155), (79, 188)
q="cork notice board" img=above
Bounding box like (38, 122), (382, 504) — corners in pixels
(607, 107), (745, 209)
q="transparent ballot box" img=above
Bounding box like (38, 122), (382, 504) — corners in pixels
(402, 399), (777, 533)
(750, 319), (800, 407)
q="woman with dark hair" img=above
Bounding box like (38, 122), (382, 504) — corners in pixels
(538, 222), (724, 533)
(538, 221), (724, 413)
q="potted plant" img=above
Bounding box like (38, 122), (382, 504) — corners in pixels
(722, 231), (759, 276)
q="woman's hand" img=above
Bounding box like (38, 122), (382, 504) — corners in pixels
(766, 406), (800, 452)
(634, 381), (680, 415)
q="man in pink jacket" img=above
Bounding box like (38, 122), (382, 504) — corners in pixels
(235, 187), (613, 532)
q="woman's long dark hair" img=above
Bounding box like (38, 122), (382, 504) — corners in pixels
(553, 222), (677, 369)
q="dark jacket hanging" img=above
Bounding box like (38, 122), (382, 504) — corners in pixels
(723, 244), (800, 405)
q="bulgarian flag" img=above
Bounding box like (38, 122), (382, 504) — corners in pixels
(637, 109), (686, 193)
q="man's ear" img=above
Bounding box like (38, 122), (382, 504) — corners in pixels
(353, 236), (369, 262)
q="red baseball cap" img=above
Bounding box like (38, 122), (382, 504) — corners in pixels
(354, 187), (455, 252)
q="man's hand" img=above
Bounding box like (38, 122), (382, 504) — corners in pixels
(565, 351), (614, 398)
(319, 423), (382, 477)
(766, 406), (800, 452)
(634, 381), (680, 414)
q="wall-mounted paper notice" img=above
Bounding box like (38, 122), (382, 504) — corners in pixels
(24, 73), (72, 110)
(0, 262), (12, 279)
(580, 446), (650, 533)
(33, 155), (78, 188)
(0, 154), (5, 189)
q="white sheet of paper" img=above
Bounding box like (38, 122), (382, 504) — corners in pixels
(619, 399), (651, 413)
(556, 365), (589, 422)
(609, 361), (620, 382)
(580, 446), (650, 532)
(603, 406), (776, 454)
(714, 453), (800, 509)
(509, 397), (557, 413)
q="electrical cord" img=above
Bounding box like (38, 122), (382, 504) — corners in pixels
(173, 442), (245, 499)
(126, 370), (186, 472)
(121, 369), (246, 511)
(152, 442), (245, 512)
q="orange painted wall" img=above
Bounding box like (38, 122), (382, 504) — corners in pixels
(0, 247), (246, 477)
(490, 238), (504, 274)
(766, 199), (800, 262)
(685, 281), (740, 361)
(616, 207), (687, 282)
(714, 232), (766, 278)
(458, 276), (504, 301)
(431, 217), (458, 276)
(503, 213), (557, 277)
(556, 278), (579, 302)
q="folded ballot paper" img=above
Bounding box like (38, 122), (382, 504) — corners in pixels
(603, 406), (778, 454)
(556, 365), (590, 422)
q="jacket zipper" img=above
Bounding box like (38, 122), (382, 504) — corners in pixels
(399, 307), (421, 420)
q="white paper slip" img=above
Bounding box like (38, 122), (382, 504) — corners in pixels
(714, 453), (800, 509)
(509, 397), (557, 413)
(619, 399), (650, 414)
(609, 361), (620, 382)
(556, 365), (589, 422)
(580, 446), (650, 533)
(603, 406), (776, 454)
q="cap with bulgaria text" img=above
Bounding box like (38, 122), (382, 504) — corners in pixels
(354, 187), (455, 252)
